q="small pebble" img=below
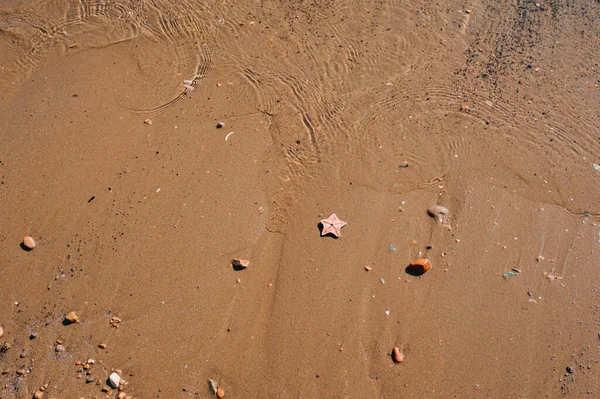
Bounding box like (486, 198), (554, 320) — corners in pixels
(567, 366), (574, 374)
(29, 332), (37, 340)
(144, 119), (153, 125)
(16, 369), (25, 375)
(86, 378), (94, 384)
(216, 122), (225, 129)
(109, 372), (121, 388)
(217, 387), (225, 398)
(19, 352), (25, 358)
(118, 393), (127, 399)
(98, 343), (107, 349)
(34, 391), (43, 399)
(0, 326), (3, 338)
(55, 344), (65, 352)
(23, 236), (36, 250)
(65, 311), (79, 324)
(232, 259), (249, 269)
(408, 258), (431, 274)
(392, 347), (404, 363)
(365, 266), (373, 271)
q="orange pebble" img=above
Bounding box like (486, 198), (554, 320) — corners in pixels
(217, 387), (225, 398)
(408, 258), (431, 274)
(410, 239), (417, 246)
(23, 236), (36, 250)
(392, 347), (404, 363)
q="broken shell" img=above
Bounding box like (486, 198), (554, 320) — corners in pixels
(65, 311), (79, 323)
(217, 387), (225, 398)
(232, 259), (249, 269)
(392, 347), (404, 363)
(209, 378), (219, 394)
(427, 205), (449, 224)
(407, 258), (431, 275)
(23, 236), (36, 250)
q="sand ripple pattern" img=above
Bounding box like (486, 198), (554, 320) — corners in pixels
(1, 0), (598, 213)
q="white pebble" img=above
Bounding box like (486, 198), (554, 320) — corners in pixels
(108, 372), (121, 388)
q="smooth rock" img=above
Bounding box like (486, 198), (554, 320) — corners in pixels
(0, 326), (3, 338)
(108, 372), (121, 388)
(34, 391), (44, 399)
(217, 387), (225, 398)
(65, 311), (79, 324)
(117, 393), (127, 399)
(23, 236), (35, 250)
(55, 344), (65, 352)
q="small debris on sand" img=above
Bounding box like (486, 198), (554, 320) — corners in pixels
(217, 387), (225, 398)
(98, 343), (107, 349)
(365, 265), (373, 271)
(144, 119), (152, 125)
(110, 317), (122, 328)
(0, 326), (3, 338)
(23, 236), (36, 250)
(216, 122), (225, 128)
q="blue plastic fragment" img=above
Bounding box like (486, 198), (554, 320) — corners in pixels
(386, 244), (397, 253)
(503, 271), (518, 278)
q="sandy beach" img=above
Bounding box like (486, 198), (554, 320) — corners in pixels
(1, 0), (599, 397)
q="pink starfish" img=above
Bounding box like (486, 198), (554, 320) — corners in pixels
(320, 213), (347, 237)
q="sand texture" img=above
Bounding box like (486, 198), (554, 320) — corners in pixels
(1, 0), (600, 397)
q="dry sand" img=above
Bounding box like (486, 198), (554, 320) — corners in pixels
(1, 0), (600, 397)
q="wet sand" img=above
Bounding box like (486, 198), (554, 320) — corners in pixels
(1, 1), (600, 397)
